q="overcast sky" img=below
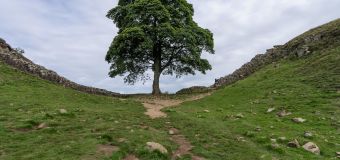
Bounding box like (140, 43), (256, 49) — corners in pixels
(0, 0), (339, 93)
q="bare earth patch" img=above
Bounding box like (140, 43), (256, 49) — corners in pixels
(123, 154), (139, 160)
(96, 144), (119, 157)
(141, 93), (211, 119)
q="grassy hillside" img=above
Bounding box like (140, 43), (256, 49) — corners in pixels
(0, 61), (177, 160)
(0, 20), (339, 160)
(166, 46), (340, 159)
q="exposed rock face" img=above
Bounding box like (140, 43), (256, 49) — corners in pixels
(0, 39), (123, 97)
(212, 18), (340, 88)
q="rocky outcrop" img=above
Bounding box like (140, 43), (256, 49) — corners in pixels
(0, 38), (123, 97)
(212, 18), (340, 88)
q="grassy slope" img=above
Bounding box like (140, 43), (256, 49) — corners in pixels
(166, 46), (340, 159)
(0, 20), (339, 160)
(0, 61), (177, 160)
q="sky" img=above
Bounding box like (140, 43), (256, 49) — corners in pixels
(0, 0), (339, 94)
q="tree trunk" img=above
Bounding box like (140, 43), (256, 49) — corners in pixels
(152, 57), (161, 95)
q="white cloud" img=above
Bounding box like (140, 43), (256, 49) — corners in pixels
(0, 0), (339, 93)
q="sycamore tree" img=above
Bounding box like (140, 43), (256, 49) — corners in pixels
(106, 0), (214, 95)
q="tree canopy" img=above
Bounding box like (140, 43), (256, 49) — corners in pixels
(106, 0), (214, 94)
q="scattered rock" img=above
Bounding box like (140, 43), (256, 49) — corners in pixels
(304, 131), (313, 138)
(337, 152), (340, 155)
(146, 142), (168, 154)
(59, 109), (67, 114)
(37, 123), (47, 129)
(204, 110), (210, 113)
(117, 138), (126, 143)
(255, 127), (262, 132)
(169, 130), (175, 135)
(235, 113), (244, 118)
(267, 108), (276, 113)
(271, 143), (280, 149)
(302, 142), (320, 155)
(168, 128), (179, 135)
(292, 118), (306, 123)
(278, 137), (287, 141)
(271, 139), (277, 143)
(287, 139), (300, 148)
(277, 110), (292, 117)
(236, 136), (246, 142)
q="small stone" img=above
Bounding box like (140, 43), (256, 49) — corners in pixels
(204, 110), (210, 113)
(278, 137), (286, 141)
(271, 139), (277, 143)
(277, 110), (292, 117)
(59, 109), (67, 114)
(302, 142), (320, 155)
(146, 142), (168, 154)
(304, 131), (313, 138)
(169, 130), (175, 135)
(336, 152), (340, 155)
(236, 136), (245, 142)
(117, 138), (126, 143)
(255, 127), (262, 132)
(267, 108), (276, 113)
(292, 118), (306, 123)
(271, 143), (280, 149)
(168, 128), (179, 135)
(235, 113), (244, 118)
(37, 123), (47, 129)
(287, 139), (300, 148)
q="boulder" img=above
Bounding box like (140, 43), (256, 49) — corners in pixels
(302, 142), (320, 155)
(292, 118), (306, 123)
(267, 108), (275, 113)
(287, 139), (300, 148)
(235, 113), (244, 118)
(146, 142), (168, 154)
(277, 110), (292, 117)
(59, 109), (68, 114)
(304, 131), (313, 138)
(37, 123), (47, 129)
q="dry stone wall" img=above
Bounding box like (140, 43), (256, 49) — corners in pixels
(0, 38), (123, 97)
(212, 19), (340, 88)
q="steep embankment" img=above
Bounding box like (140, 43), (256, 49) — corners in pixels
(165, 20), (340, 159)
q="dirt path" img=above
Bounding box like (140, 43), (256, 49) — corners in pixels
(140, 93), (211, 119)
(139, 93), (211, 159)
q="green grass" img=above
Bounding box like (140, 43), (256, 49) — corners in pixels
(165, 47), (340, 159)
(0, 36), (339, 159)
(0, 62), (176, 160)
